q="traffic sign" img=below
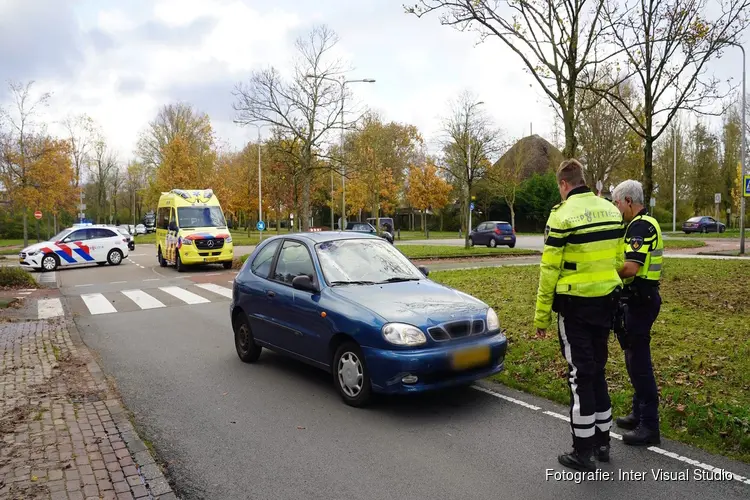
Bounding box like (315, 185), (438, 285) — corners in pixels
(744, 175), (750, 197)
(596, 180), (603, 192)
(34, 211), (42, 220)
(256, 220), (266, 231)
(649, 197), (656, 207)
(715, 193), (721, 204)
(469, 202), (475, 211)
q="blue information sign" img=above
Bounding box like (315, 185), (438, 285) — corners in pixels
(744, 175), (750, 197)
(256, 220), (266, 231)
(470, 202), (475, 211)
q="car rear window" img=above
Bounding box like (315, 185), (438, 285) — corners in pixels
(497, 223), (512, 230)
(687, 217), (702, 222)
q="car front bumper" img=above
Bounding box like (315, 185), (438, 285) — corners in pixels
(178, 243), (234, 264)
(362, 332), (508, 395)
(18, 253), (43, 269)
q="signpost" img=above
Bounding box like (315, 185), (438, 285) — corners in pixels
(468, 202), (475, 234)
(34, 211), (42, 220)
(596, 180), (603, 196)
(715, 193), (721, 220)
(256, 220), (265, 242)
(744, 175), (750, 197)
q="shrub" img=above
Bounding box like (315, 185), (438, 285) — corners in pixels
(0, 266), (37, 288)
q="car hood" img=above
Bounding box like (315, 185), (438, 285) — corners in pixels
(21, 241), (56, 253)
(329, 280), (488, 327)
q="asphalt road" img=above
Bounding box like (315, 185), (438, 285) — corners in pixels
(55, 246), (750, 500)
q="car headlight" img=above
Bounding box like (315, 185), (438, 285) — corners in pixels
(226, 235), (232, 243)
(486, 307), (500, 331)
(26, 251), (37, 256)
(382, 323), (427, 346)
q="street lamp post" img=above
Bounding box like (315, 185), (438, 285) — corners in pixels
(725, 41), (747, 253)
(305, 74), (375, 229)
(673, 126), (677, 233)
(466, 100), (484, 243)
(250, 123), (270, 242)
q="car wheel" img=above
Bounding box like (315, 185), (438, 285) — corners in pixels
(508, 241), (516, 248)
(107, 249), (123, 266)
(234, 313), (262, 362)
(158, 247), (167, 267)
(176, 253), (186, 272)
(701, 227), (706, 233)
(333, 342), (372, 408)
(41, 253), (58, 272)
(720, 226), (726, 233)
(468, 237), (474, 247)
(489, 239), (497, 248)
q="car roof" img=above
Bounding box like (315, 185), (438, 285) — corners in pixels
(265, 231), (381, 244)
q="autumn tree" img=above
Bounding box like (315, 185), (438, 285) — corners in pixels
(406, 162), (452, 235)
(232, 25), (349, 232)
(62, 113), (98, 188)
(125, 160), (147, 224)
(687, 121), (721, 215)
(720, 104), (742, 221)
(264, 135), (299, 231)
(440, 91), (504, 248)
(589, 0), (750, 204)
(407, 0), (613, 158)
(652, 121), (690, 221)
(0, 80), (53, 246)
(88, 140), (118, 223)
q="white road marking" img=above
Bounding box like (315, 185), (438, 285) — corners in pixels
(75, 284), (93, 287)
(39, 272), (57, 283)
(121, 289), (165, 310)
(19, 289), (36, 292)
(159, 286), (210, 304)
(195, 283), (232, 298)
(18, 291), (32, 295)
(110, 281), (126, 284)
(80, 293), (118, 315)
(475, 384), (748, 485)
(143, 278), (160, 282)
(205, 273), (220, 276)
(38, 298), (64, 319)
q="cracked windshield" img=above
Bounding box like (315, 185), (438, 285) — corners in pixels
(1, 0), (749, 499)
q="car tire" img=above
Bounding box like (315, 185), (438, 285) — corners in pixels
(701, 227), (706, 233)
(158, 247), (167, 267)
(468, 237), (474, 247)
(720, 226), (726, 233)
(223, 261), (233, 270)
(41, 253), (58, 272)
(176, 253), (185, 272)
(107, 249), (123, 266)
(233, 313), (262, 362)
(508, 241), (516, 248)
(333, 341), (372, 408)
(489, 239), (497, 248)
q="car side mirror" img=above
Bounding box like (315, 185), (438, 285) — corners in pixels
(292, 275), (318, 293)
(418, 266), (429, 277)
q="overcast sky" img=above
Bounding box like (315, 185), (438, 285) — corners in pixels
(0, 0), (744, 164)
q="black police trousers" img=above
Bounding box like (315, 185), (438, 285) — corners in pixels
(554, 294), (614, 452)
(623, 288), (662, 431)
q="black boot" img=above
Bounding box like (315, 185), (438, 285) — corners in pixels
(623, 425), (660, 446)
(558, 448), (597, 472)
(615, 413), (639, 430)
(596, 444), (610, 462)
(594, 430), (610, 462)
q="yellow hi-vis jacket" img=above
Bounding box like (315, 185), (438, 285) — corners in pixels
(533, 188), (625, 330)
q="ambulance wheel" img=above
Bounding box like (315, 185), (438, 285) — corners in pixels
(158, 247), (167, 267)
(176, 253), (186, 272)
(41, 254), (59, 272)
(223, 261), (233, 270)
(107, 249), (123, 266)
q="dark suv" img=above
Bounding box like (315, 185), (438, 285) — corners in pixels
(469, 221), (516, 248)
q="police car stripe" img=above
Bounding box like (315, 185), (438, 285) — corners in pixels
(73, 248), (95, 262)
(55, 249), (77, 264)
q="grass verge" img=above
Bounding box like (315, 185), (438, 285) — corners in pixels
(0, 266), (37, 288)
(663, 239), (706, 250)
(0, 239), (24, 248)
(430, 258), (750, 464)
(396, 245), (539, 259)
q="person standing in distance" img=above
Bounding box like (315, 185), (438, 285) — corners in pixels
(611, 180), (663, 446)
(534, 159), (625, 471)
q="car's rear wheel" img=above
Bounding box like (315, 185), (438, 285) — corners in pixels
(333, 342), (372, 407)
(41, 254), (58, 272)
(158, 247), (167, 267)
(489, 239), (497, 248)
(234, 314), (261, 362)
(508, 241), (516, 248)
(107, 249), (123, 266)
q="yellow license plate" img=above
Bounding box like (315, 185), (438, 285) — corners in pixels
(205, 257), (219, 262)
(451, 345), (491, 371)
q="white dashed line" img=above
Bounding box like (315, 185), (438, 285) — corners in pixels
(110, 281), (126, 284)
(75, 284), (93, 288)
(205, 273), (220, 276)
(143, 278), (160, 282)
(474, 384), (748, 485)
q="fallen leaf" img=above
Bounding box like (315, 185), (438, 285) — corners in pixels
(222, 392), (228, 396)
(31, 476), (38, 482)
(676, 404), (686, 413)
(297, 426), (306, 430)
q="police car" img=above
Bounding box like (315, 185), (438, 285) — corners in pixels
(19, 224), (130, 272)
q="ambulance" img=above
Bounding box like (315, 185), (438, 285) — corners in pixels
(155, 189), (234, 272)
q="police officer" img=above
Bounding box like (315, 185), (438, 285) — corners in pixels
(534, 159), (625, 471)
(611, 180), (663, 446)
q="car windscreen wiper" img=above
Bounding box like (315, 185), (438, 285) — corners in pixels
(329, 280), (376, 286)
(378, 277), (421, 283)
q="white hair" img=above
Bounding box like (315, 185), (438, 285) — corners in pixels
(612, 180), (644, 205)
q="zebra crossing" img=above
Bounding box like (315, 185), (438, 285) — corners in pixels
(68, 281), (235, 317)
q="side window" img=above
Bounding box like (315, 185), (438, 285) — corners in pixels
(65, 229), (89, 242)
(94, 228), (116, 239)
(250, 240), (280, 278)
(157, 208), (170, 229)
(273, 240), (315, 285)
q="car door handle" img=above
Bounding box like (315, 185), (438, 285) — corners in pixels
(266, 290), (276, 298)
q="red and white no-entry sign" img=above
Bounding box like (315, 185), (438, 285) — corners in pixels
(34, 211), (42, 220)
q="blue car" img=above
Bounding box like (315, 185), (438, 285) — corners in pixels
(469, 220), (516, 248)
(230, 232), (508, 407)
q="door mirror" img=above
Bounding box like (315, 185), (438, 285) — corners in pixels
(292, 274), (318, 293)
(418, 265), (429, 277)
(168, 221), (178, 232)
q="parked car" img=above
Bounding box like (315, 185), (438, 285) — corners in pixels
(682, 216), (726, 234)
(230, 232), (508, 407)
(116, 227), (136, 251)
(135, 224), (147, 235)
(469, 221), (516, 248)
(344, 221), (394, 244)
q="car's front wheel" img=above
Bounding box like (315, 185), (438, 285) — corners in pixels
(333, 342), (372, 407)
(234, 313), (262, 362)
(107, 249), (123, 266)
(41, 254), (58, 272)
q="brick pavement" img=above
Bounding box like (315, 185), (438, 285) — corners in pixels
(0, 319), (177, 500)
